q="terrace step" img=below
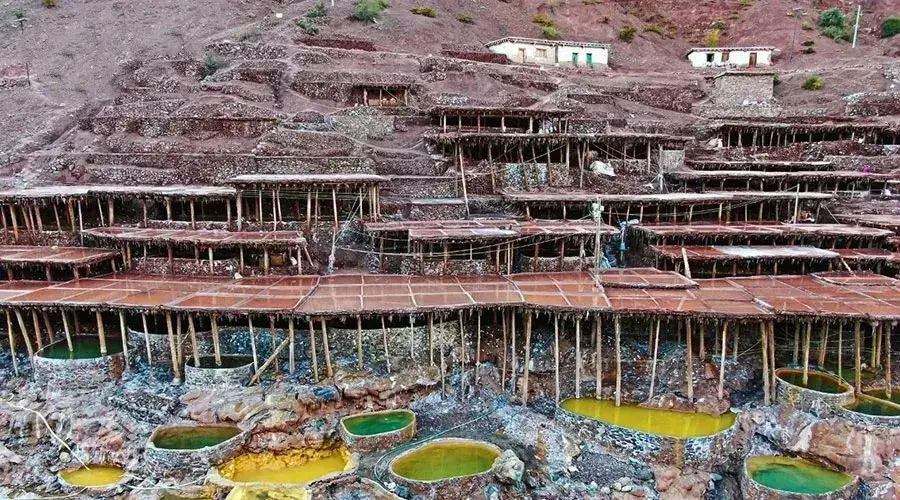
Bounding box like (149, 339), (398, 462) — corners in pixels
(381, 197), (468, 220)
(109, 389), (178, 424)
(683, 160), (835, 171)
(382, 175), (458, 198)
(82, 164), (186, 185)
(372, 156), (446, 176)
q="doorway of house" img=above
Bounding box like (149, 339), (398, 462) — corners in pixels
(749, 52), (757, 67)
(518, 48), (526, 64)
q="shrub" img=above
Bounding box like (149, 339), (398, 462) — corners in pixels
(802, 46), (816, 54)
(200, 56), (223, 80)
(802, 21), (814, 30)
(822, 25), (849, 41)
(802, 75), (823, 90)
(42, 0), (57, 8)
(819, 8), (845, 28)
(644, 24), (665, 35)
(710, 19), (726, 30)
(533, 13), (555, 27)
(773, 73), (780, 85)
(801, 39), (815, 46)
(296, 17), (319, 35)
(618, 25), (637, 42)
(542, 25), (561, 40)
(738, 0), (754, 7)
(410, 6), (436, 17)
(307, 0), (327, 19)
(881, 16), (900, 38)
(352, 0), (389, 22)
(705, 28), (721, 47)
(13, 10), (26, 19)
(457, 12), (473, 24)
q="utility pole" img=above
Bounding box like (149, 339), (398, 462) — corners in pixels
(851, 5), (862, 48)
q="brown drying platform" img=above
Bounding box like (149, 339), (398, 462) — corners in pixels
(503, 191), (833, 204)
(593, 268), (698, 289)
(604, 283), (771, 319)
(667, 170), (892, 181)
(227, 174), (388, 187)
(834, 214), (900, 233)
(84, 227), (306, 249)
(632, 223), (893, 239)
(431, 105), (573, 117)
(0, 185), (235, 202)
(366, 219), (614, 240)
(508, 272), (610, 312)
(832, 248), (900, 263)
(684, 160), (834, 171)
(652, 245), (840, 261)
(0, 246), (119, 267)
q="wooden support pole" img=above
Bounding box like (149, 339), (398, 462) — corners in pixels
(501, 312), (508, 390)
(854, 321), (862, 394)
(802, 322), (811, 385)
(356, 315), (364, 370)
(440, 315), (446, 397)
(118, 311), (130, 369)
(320, 319), (333, 377)
(142, 313), (152, 366)
(60, 310), (73, 352)
(793, 322), (800, 364)
(698, 321), (706, 359)
(575, 317), (582, 398)
(187, 314), (200, 367)
(249, 338), (291, 385)
(595, 315), (602, 399)
(211, 314), (221, 367)
(510, 311), (517, 394)
(165, 312), (181, 382)
(6, 311), (18, 375)
(522, 310), (532, 403)
(13, 310), (34, 358)
(614, 315), (622, 406)
(474, 312), (481, 387)
(837, 322), (843, 380)
(718, 322), (728, 399)
(553, 314), (560, 402)
(733, 322), (739, 362)
(288, 318), (295, 374)
(31, 310), (43, 350)
(685, 318), (694, 400)
(428, 313), (435, 365)
(381, 317), (390, 375)
(649, 318), (661, 399)
(94, 311), (107, 355)
(269, 317), (278, 374)
(761, 322), (770, 405)
(458, 146), (471, 217)
(885, 322), (893, 399)
(307, 318), (317, 380)
(818, 323), (829, 367)
(331, 188), (339, 228)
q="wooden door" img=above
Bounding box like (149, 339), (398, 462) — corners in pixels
(749, 52), (757, 67)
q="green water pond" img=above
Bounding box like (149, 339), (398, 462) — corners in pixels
(391, 440), (499, 482)
(748, 456), (852, 495)
(342, 410), (414, 436)
(152, 425), (242, 450)
(39, 337), (123, 360)
(777, 370), (849, 394)
(560, 398), (735, 438)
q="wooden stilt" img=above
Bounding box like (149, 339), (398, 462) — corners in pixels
(175, 314), (183, 366)
(802, 322), (811, 385)
(440, 315), (446, 397)
(165, 312), (181, 383)
(356, 315), (363, 369)
(30, 310), (43, 350)
(249, 338), (291, 385)
(428, 313), (435, 365)
(307, 318), (317, 380)
(95, 311), (107, 355)
(649, 319), (660, 399)
(818, 323), (829, 367)
(553, 315), (561, 402)
(269, 316), (278, 374)
(854, 321), (862, 394)
(61, 310), (73, 351)
(118, 311), (130, 369)
(885, 322), (893, 399)
(501, 312), (508, 389)
(732, 322), (739, 362)
(595, 315), (602, 399)
(792, 322), (800, 363)
(320, 319), (333, 377)
(142, 313), (152, 366)
(718, 322), (728, 399)
(614, 315), (622, 406)
(760, 322), (770, 405)
(474, 312), (481, 386)
(522, 310), (532, 403)
(187, 314), (200, 367)
(381, 316), (390, 374)
(575, 317), (582, 398)
(837, 322), (843, 380)
(510, 311), (517, 393)
(6, 311), (18, 375)
(698, 321), (706, 359)
(13, 310), (34, 358)
(288, 318), (295, 374)
(685, 318), (694, 400)
(211, 314), (221, 367)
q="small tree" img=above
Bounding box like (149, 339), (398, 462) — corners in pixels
(882, 16), (900, 38)
(533, 13), (555, 27)
(819, 8), (845, 28)
(542, 25), (561, 40)
(618, 25), (637, 42)
(352, 0), (389, 22)
(802, 75), (823, 90)
(410, 6), (437, 17)
(200, 56), (223, 80)
(457, 12), (474, 24)
(307, 1), (327, 19)
(705, 29), (721, 47)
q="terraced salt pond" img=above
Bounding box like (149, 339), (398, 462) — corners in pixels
(342, 409), (414, 436)
(58, 465), (125, 488)
(391, 439), (500, 481)
(151, 425), (241, 450)
(747, 456), (853, 495)
(844, 395), (900, 417)
(39, 337), (123, 359)
(776, 369), (851, 394)
(560, 398), (735, 438)
(216, 448), (352, 485)
(865, 388), (900, 405)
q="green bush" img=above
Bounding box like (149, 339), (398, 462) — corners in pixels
(457, 12), (473, 24)
(307, 0), (327, 19)
(533, 13), (556, 27)
(801, 21), (814, 30)
(296, 17), (319, 35)
(822, 25), (849, 41)
(773, 73), (780, 85)
(410, 6), (437, 17)
(13, 10), (26, 19)
(710, 19), (726, 30)
(881, 16), (900, 38)
(352, 0), (389, 22)
(542, 25), (561, 40)
(644, 24), (665, 35)
(618, 25), (637, 42)
(200, 56), (223, 80)
(705, 28), (721, 47)
(819, 8), (845, 28)
(802, 75), (823, 90)
(42, 0), (57, 8)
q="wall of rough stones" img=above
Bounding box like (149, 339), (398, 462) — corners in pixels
(33, 347), (125, 389)
(774, 370), (854, 417)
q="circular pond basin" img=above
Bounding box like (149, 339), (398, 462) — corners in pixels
(390, 438), (500, 482)
(212, 447), (355, 487)
(58, 464), (126, 489)
(776, 369), (851, 394)
(339, 409), (416, 453)
(34, 337), (126, 388)
(746, 456), (853, 496)
(184, 355), (255, 387)
(864, 387), (900, 405)
(146, 424), (247, 476)
(844, 394), (900, 418)
(559, 398), (736, 438)
(153, 425), (242, 450)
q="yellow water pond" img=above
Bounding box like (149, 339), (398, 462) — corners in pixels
(560, 398), (735, 438)
(58, 465), (125, 487)
(218, 447), (352, 485)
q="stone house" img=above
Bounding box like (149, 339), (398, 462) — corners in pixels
(686, 47), (775, 69)
(485, 37), (610, 67)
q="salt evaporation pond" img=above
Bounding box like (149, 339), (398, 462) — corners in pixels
(218, 448), (351, 484)
(193, 355), (254, 369)
(777, 370), (850, 394)
(747, 456), (852, 495)
(865, 388), (900, 406)
(39, 337), (123, 359)
(845, 397), (900, 417)
(58, 465), (125, 487)
(342, 410), (414, 436)
(391, 440), (500, 481)
(560, 398), (735, 438)
(152, 425), (242, 449)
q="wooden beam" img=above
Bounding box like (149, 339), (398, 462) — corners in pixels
(685, 318), (694, 400)
(761, 322), (770, 405)
(288, 318), (295, 374)
(165, 312), (181, 383)
(308, 318), (317, 380)
(614, 315), (621, 406)
(381, 316), (390, 375)
(886, 322), (893, 399)
(141, 313), (152, 366)
(474, 312), (481, 387)
(854, 321), (862, 394)
(595, 315), (602, 399)
(211, 314), (222, 367)
(718, 322), (728, 399)
(575, 317), (581, 398)
(61, 310), (73, 352)
(118, 311), (130, 370)
(6, 311), (18, 375)
(522, 310), (532, 403)
(95, 311), (107, 355)
(249, 337), (291, 385)
(802, 322), (811, 385)
(187, 314), (200, 367)
(320, 318), (333, 377)
(649, 319), (660, 399)
(356, 315), (364, 370)
(13, 310), (34, 358)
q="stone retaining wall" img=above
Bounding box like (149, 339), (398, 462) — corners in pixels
(183, 356), (254, 387)
(144, 424), (249, 477)
(33, 341), (125, 389)
(740, 457), (858, 500)
(389, 438), (502, 498)
(339, 409), (416, 454)
(774, 368), (854, 417)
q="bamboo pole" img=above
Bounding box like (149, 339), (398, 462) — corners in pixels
(818, 323), (829, 367)
(595, 315), (602, 399)
(13, 310), (34, 358)
(501, 312), (508, 390)
(165, 312), (181, 382)
(249, 338), (290, 385)
(118, 311), (130, 369)
(320, 319), (333, 377)
(649, 319), (661, 399)
(428, 313), (435, 365)
(522, 310), (532, 403)
(211, 314), (222, 367)
(460, 312), (467, 396)
(440, 316), (446, 397)
(6, 311), (18, 375)
(95, 311), (107, 355)
(307, 318), (317, 380)
(141, 313), (152, 366)
(381, 316), (390, 374)
(474, 312), (481, 386)
(510, 311), (517, 394)
(61, 310), (73, 352)
(554, 314), (560, 403)
(31, 310), (43, 350)
(575, 317), (582, 398)
(175, 314), (183, 367)
(288, 318), (295, 374)
(698, 321), (706, 360)
(718, 322), (728, 399)
(837, 322), (843, 380)
(685, 318), (694, 400)
(188, 314), (200, 367)
(792, 322), (800, 364)
(761, 322), (770, 405)
(854, 321), (862, 394)
(356, 315), (363, 370)
(885, 322), (893, 399)
(802, 322), (811, 385)
(614, 315), (622, 406)
(732, 322), (739, 362)
(871, 322), (880, 369)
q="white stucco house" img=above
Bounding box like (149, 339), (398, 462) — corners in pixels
(485, 37), (610, 67)
(686, 47), (776, 69)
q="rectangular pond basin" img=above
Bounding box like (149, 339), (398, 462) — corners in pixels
(560, 398), (735, 438)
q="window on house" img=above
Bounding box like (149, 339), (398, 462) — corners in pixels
(721, 51), (729, 62)
(535, 48), (547, 58)
(706, 53), (715, 63)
